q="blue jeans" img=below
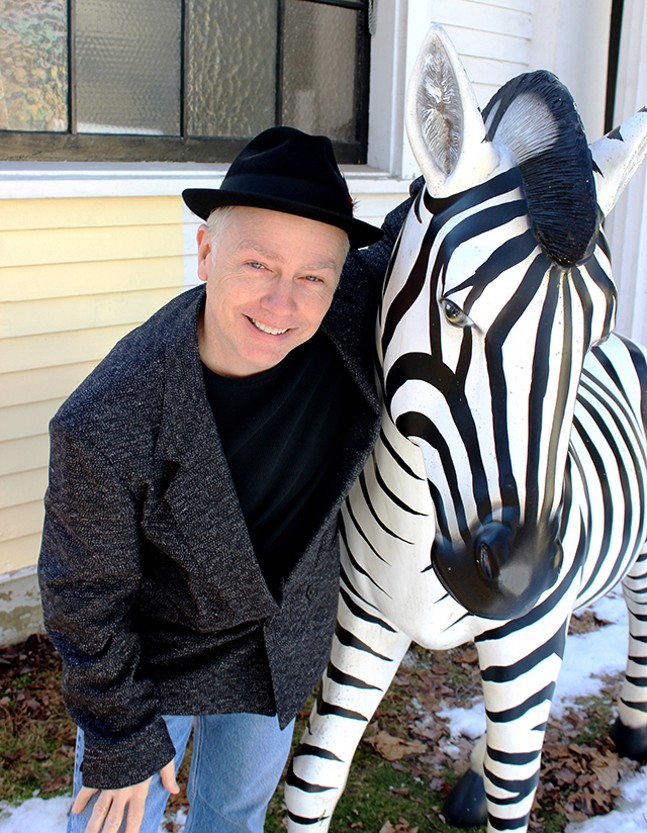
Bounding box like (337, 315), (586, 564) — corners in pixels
(68, 713), (295, 833)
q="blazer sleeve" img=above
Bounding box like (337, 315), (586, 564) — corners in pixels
(38, 420), (177, 789)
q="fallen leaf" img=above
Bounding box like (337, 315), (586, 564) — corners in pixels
(364, 731), (427, 762)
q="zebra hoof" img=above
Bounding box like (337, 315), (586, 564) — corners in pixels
(443, 768), (487, 828)
(610, 717), (647, 762)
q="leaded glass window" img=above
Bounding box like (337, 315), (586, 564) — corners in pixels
(0, 0), (370, 162)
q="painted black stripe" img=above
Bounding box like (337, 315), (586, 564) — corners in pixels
(388, 352), (490, 528)
(579, 368), (647, 458)
(435, 200), (529, 300)
(486, 747), (541, 765)
(619, 698), (647, 714)
(625, 674), (647, 687)
(286, 811), (331, 826)
(577, 253), (617, 341)
(516, 268), (567, 525)
(480, 626), (567, 684)
(327, 662), (382, 690)
(373, 462), (427, 516)
(484, 252), (551, 515)
(284, 771), (335, 794)
(536, 269), (574, 522)
(379, 426), (425, 481)
(395, 409), (471, 546)
(570, 263), (594, 356)
(334, 622), (392, 661)
(356, 466), (415, 543)
(625, 335), (647, 432)
(315, 696), (368, 722)
(340, 498), (391, 565)
(423, 167), (523, 221)
(570, 414), (615, 596)
(452, 228), (538, 312)
(486, 682), (556, 724)
(575, 394), (639, 595)
(382, 217), (439, 353)
(488, 813), (532, 831)
(483, 765), (538, 800)
(293, 742), (342, 762)
(382, 185), (526, 356)
(338, 581), (397, 633)
(340, 523), (392, 597)
(428, 477), (451, 548)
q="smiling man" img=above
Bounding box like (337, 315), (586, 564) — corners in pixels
(196, 206), (349, 377)
(38, 127), (417, 833)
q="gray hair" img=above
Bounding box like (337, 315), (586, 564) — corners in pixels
(205, 204), (350, 260)
(205, 205), (238, 243)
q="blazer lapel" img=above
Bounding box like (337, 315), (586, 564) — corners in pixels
(151, 289), (279, 621)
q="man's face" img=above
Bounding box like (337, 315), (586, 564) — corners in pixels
(197, 206), (349, 377)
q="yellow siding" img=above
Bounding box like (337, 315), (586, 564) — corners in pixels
(0, 195), (186, 574)
(0, 326), (137, 373)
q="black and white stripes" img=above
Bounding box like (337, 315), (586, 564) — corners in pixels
(285, 25), (647, 833)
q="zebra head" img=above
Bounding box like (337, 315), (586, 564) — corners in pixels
(379, 25), (647, 620)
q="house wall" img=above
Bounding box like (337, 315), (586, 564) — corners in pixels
(0, 192), (187, 642)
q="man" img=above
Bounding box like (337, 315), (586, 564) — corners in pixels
(38, 127), (416, 833)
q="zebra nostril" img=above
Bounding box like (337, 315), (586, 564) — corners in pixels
(477, 543), (496, 581)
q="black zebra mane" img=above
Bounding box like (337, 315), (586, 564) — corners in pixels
(481, 71), (599, 268)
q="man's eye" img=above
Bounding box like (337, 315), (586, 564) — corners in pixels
(247, 261), (266, 270)
(304, 275), (323, 283)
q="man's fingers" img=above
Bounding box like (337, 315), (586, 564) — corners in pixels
(159, 759), (180, 795)
(71, 785), (98, 814)
(69, 771), (166, 833)
(122, 793), (147, 833)
(85, 792), (115, 833)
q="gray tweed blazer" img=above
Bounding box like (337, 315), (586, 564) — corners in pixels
(38, 191), (416, 790)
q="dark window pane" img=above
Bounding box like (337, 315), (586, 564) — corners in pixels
(75, 0), (182, 135)
(187, 0), (277, 139)
(282, 0), (360, 141)
(0, 0), (68, 131)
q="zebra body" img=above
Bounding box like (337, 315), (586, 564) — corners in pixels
(285, 25), (647, 833)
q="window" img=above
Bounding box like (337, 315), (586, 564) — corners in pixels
(0, 0), (371, 163)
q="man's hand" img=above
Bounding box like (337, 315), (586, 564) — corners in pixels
(71, 759), (179, 833)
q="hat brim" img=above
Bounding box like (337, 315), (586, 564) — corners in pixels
(182, 188), (384, 249)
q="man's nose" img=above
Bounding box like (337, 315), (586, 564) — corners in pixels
(260, 277), (298, 312)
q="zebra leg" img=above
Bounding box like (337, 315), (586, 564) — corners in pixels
(610, 549), (647, 761)
(284, 586), (411, 832)
(444, 606), (574, 833)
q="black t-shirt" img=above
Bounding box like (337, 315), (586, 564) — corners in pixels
(202, 332), (350, 598)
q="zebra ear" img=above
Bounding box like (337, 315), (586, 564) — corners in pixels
(405, 24), (500, 197)
(590, 107), (647, 218)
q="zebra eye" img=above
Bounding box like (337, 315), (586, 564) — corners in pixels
(442, 299), (472, 328)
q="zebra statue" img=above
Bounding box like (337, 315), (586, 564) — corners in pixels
(285, 24), (647, 833)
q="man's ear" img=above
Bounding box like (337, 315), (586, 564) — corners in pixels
(196, 224), (212, 283)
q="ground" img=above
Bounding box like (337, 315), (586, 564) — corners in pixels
(0, 610), (641, 833)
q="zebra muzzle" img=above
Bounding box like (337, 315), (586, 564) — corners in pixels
(432, 517), (563, 621)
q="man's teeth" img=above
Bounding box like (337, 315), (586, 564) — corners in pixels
(251, 318), (288, 335)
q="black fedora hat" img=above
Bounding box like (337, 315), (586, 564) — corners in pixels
(182, 126), (383, 249)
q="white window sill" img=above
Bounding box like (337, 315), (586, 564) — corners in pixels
(0, 162), (412, 200)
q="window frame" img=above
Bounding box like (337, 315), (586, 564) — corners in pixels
(0, 0), (371, 164)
